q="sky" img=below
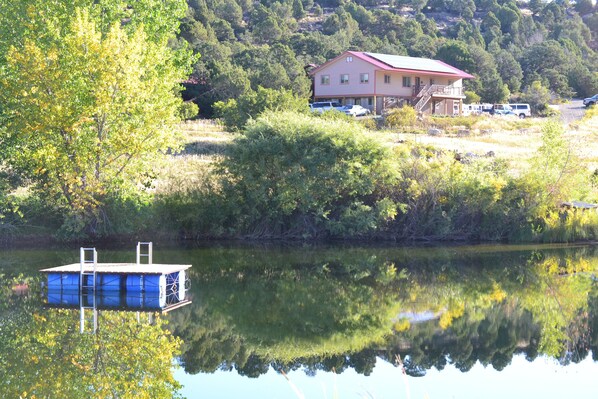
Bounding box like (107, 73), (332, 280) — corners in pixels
(175, 352), (598, 399)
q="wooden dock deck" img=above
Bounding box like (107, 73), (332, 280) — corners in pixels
(40, 263), (192, 275)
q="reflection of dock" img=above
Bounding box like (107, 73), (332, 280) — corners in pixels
(40, 242), (192, 332)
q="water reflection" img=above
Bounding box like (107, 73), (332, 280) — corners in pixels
(0, 273), (182, 398)
(165, 245), (598, 378)
(1, 244), (598, 397)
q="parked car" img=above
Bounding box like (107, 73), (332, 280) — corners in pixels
(491, 104), (513, 115)
(480, 104), (494, 115)
(342, 104), (371, 117)
(309, 101), (343, 113)
(583, 94), (598, 107)
(508, 103), (531, 118)
(462, 104), (483, 116)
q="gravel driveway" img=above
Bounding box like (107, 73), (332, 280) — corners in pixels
(559, 99), (588, 125)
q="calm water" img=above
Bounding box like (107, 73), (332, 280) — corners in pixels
(2, 243), (598, 398)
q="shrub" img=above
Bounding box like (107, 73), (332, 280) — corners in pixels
(426, 115), (480, 130)
(385, 106), (417, 129)
(464, 91), (481, 104)
(218, 111), (399, 238)
(179, 101), (199, 120)
(521, 81), (551, 115)
(214, 86), (309, 132)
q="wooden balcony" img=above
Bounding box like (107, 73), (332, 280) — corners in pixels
(412, 84), (464, 98)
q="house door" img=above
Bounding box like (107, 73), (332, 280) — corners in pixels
(414, 77), (421, 94)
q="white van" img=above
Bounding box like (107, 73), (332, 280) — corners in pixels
(508, 103), (531, 118)
(309, 101), (343, 113)
(462, 104), (483, 116)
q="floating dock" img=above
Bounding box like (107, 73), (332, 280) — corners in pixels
(40, 242), (192, 313)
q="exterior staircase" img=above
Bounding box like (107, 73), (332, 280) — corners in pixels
(414, 85), (436, 113)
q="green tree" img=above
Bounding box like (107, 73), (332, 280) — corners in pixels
(218, 111), (398, 238)
(0, 309), (182, 398)
(214, 87), (308, 131)
(0, 8), (191, 234)
(493, 49), (523, 93)
(521, 81), (551, 114)
(293, 0), (306, 19)
(435, 40), (475, 73)
(464, 91), (481, 103)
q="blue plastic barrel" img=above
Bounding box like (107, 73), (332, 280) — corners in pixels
(61, 273), (80, 290)
(47, 273), (62, 290)
(99, 274), (121, 291)
(126, 293), (144, 308)
(144, 274), (166, 293)
(47, 290), (62, 305)
(60, 291), (80, 306)
(144, 291), (166, 309)
(83, 274), (95, 288)
(81, 293), (95, 307)
(100, 294), (121, 307)
(126, 275), (144, 292)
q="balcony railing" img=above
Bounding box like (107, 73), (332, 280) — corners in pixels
(412, 85), (463, 97)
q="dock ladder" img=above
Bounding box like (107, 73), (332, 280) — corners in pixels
(136, 242), (153, 265)
(79, 247), (98, 333)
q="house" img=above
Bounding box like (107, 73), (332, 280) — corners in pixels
(309, 51), (474, 115)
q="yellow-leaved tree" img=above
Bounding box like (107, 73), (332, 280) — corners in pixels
(0, 3), (192, 235)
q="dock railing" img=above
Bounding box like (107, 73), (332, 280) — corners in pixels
(79, 247), (98, 333)
(136, 242), (153, 265)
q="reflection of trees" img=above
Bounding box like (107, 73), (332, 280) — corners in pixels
(167, 245), (598, 378)
(0, 287), (182, 399)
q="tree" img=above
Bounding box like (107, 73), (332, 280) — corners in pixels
(218, 111), (397, 238)
(435, 41), (475, 73)
(519, 40), (572, 97)
(214, 87), (309, 131)
(0, 8), (192, 234)
(0, 308), (182, 398)
(521, 81), (551, 114)
(574, 0), (594, 15)
(467, 45), (509, 103)
(493, 49), (523, 93)
(292, 0), (306, 19)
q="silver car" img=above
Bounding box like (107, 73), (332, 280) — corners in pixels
(583, 94), (598, 107)
(342, 104), (371, 117)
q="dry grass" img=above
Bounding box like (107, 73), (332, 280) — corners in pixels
(155, 119), (233, 194)
(385, 113), (598, 174)
(159, 113), (598, 192)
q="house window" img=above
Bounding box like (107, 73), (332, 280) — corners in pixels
(430, 78), (435, 85)
(448, 80), (454, 85)
(384, 74), (391, 84)
(368, 97), (373, 105)
(321, 75), (330, 85)
(402, 77), (411, 87)
(340, 74), (349, 84)
(346, 56), (353, 62)
(360, 73), (369, 84)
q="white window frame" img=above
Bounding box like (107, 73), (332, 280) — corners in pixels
(360, 73), (369, 84)
(384, 74), (391, 84)
(402, 76), (411, 87)
(340, 74), (349, 84)
(321, 74), (330, 85)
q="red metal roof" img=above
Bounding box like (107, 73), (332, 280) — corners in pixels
(310, 51), (474, 79)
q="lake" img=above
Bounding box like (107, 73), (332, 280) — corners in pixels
(1, 243), (598, 398)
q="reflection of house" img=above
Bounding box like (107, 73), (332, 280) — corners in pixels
(310, 51), (474, 115)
